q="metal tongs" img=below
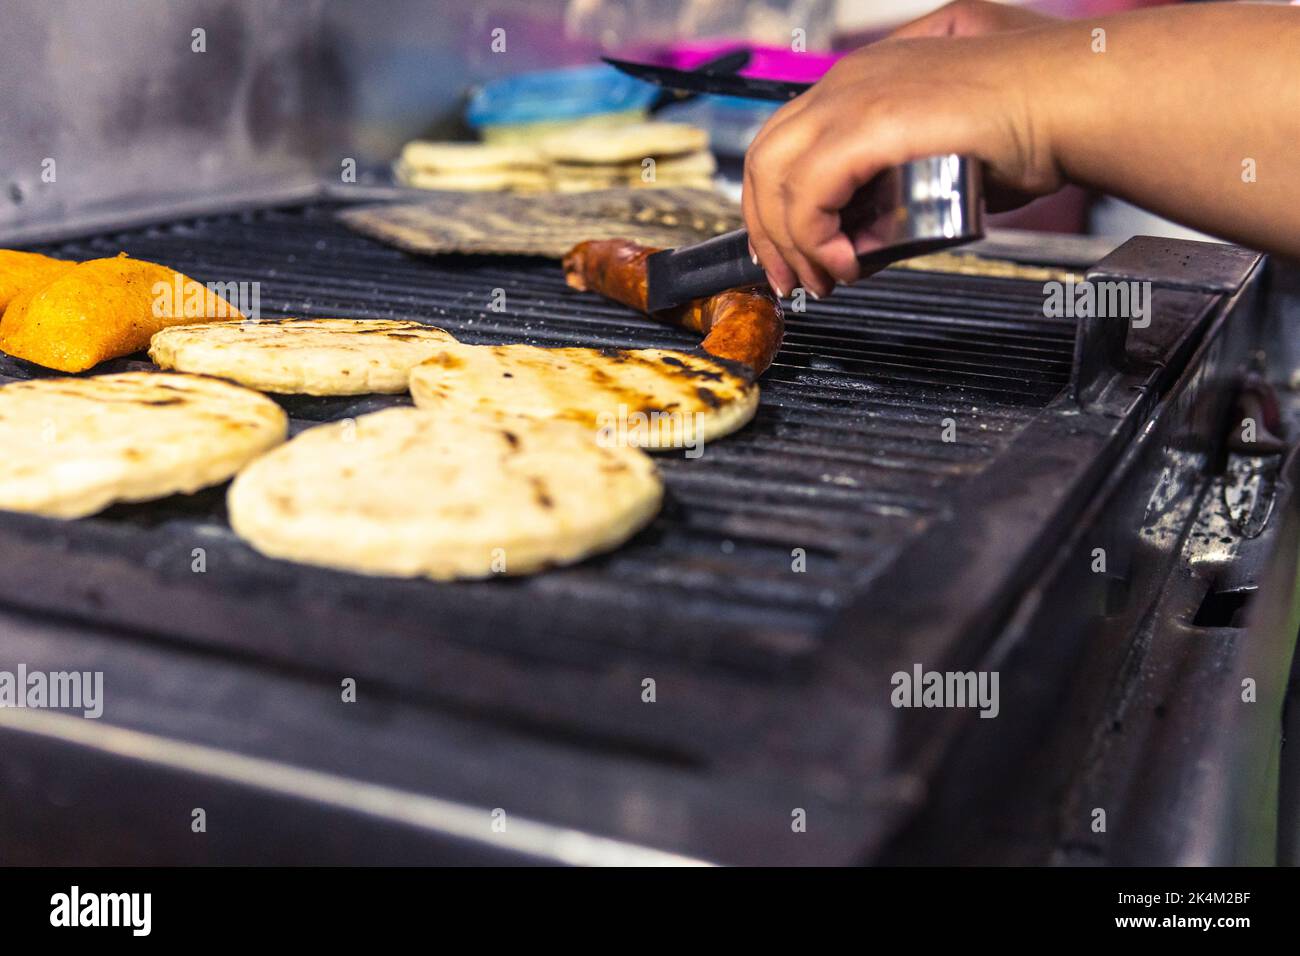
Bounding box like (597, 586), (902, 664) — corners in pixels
(604, 56), (985, 309)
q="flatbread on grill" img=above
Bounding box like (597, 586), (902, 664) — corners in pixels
(890, 251), (1081, 283)
(337, 190), (1084, 284)
(337, 187), (742, 259)
(409, 343), (758, 450)
(227, 407), (662, 579)
(149, 318), (457, 395)
(0, 372), (287, 519)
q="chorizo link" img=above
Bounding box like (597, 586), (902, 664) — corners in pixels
(562, 239), (784, 376)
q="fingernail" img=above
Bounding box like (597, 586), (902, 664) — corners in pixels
(808, 287), (820, 300)
(751, 253), (760, 266)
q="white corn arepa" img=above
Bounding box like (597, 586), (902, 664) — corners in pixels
(227, 407), (663, 579)
(551, 175), (715, 194)
(648, 150), (718, 178)
(399, 140), (545, 172)
(396, 164), (551, 193)
(149, 318), (457, 395)
(539, 122), (709, 164)
(409, 343), (758, 450)
(0, 372), (287, 519)
(550, 149), (717, 182)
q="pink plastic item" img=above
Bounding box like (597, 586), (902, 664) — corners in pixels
(654, 42), (843, 85)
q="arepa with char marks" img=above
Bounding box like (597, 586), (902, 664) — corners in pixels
(337, 187), (742, 258)
(149, 318), (457, 395)
(409, 343), (758, 450)
(227, 407), (662, 579)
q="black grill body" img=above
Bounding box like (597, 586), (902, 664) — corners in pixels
(0, 205), (1292, 865)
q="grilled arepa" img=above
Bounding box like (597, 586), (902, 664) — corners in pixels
(228, 407), (662, 579)
(0, 253), (242, 372)
(0, 250), (76, 315)
(409, 344), (758, 451)
(0, 372), (287, 519)
(150, 318), (457, 395)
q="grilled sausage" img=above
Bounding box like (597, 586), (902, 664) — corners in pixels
(563, 239), (784, 376)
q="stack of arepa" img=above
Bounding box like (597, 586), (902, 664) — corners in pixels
(395, 141), (550, 193)
(395, 122), (715, 194)
(539, 122), (716, 192)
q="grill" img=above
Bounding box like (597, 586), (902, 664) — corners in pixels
(0, 202), (1287, 866)
(4, 0), (1299, 873)
(0, 204), (1073, 680)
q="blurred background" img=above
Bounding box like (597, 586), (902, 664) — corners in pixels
(0, 0), (1195, 243)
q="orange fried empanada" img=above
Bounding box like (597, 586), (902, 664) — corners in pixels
(0, 253), (243, 372)
(0, 250), (77, 315)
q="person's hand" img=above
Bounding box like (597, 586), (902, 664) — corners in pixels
(887, 0), (1055, 39)
(742, 0), (1064, 298)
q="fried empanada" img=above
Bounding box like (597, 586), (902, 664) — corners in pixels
(0, 253), (242, 372)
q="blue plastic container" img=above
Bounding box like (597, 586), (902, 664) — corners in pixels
(466, 64), (657, 142)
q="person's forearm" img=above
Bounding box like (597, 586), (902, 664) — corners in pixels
(1040, 4), (1300, 257)
(742, 1), (1300, 298)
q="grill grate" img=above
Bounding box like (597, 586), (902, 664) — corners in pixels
(1, 204), (1075, 677)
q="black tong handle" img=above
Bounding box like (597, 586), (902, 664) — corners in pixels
(603, 56), (811, 104)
